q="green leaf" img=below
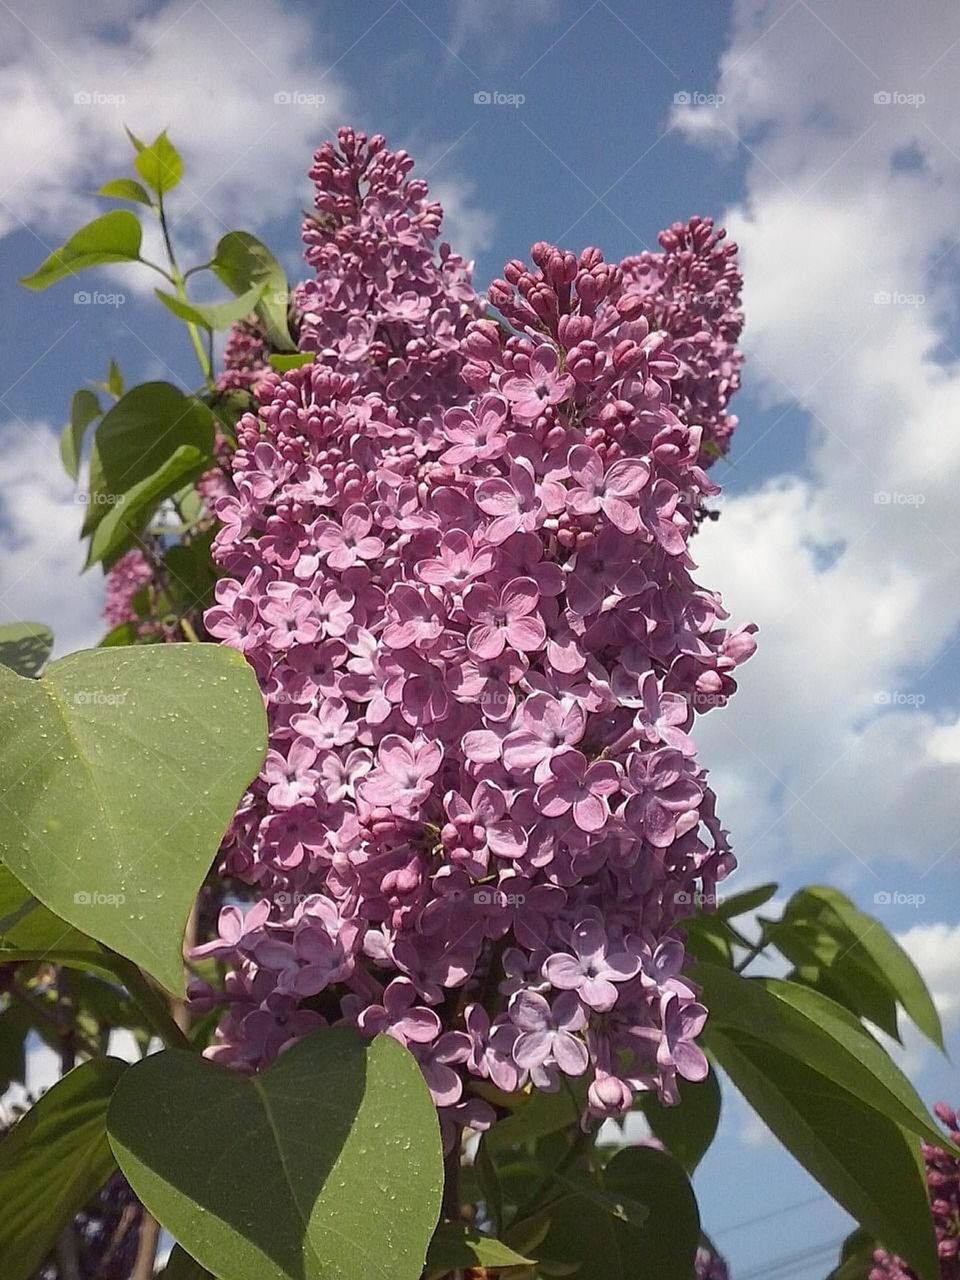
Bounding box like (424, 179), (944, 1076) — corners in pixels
(82, 381), (214, 538)
(0, 1057), (128, 1280)
(603, 1147), (699, 1280)
(81, 376), (215, 547)
(683, 913), (736, 965)
(486, 1084), (581, 1150)
(0, 644), (266, 994)
(697, 963), (954, 1151)
(106, 358), (124, 399)
(162, 1247), (216, 1278)
(60, 388), (102, 480)
(0, 1003), (29, 1090)
(99, 178), (153, 206)
(534, 1197), (623, 1280)
(211, 231), (296, 352)
(790, 886), (943, 1050)
(162, 538), (217, 613)
(638, 1067), (721, 1173)
(156, 284), (265, 332)
(109, 1029), (443, 1280)
(767, 917), (902, 1041)
(0, 622), (53, 677)
(476, 1134), (504, 1235)
(425, 1223), (533, 1277)
(0, 861), (96, 953)
(87, 443), (206, 567)
(708, 1029), (939, 1280)
(134, 131), (183, 195)
(716, 882), (778, 920)
(827, 1229), (877, 1280)
(19, 211), (142, 290)
(269, 353), (315, 372)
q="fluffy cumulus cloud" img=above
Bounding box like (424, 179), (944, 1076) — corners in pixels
(675, 0), (960, 884)
(0, 0), (495, 267)
(0, 0), (349, 250)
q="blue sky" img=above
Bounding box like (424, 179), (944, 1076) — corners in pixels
(0, 3), (958, 1277)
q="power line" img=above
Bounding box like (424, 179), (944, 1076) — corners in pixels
(738, 1234), (848, 1280)
(712, 1192), (827, 1239)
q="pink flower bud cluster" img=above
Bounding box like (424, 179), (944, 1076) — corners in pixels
(101, 548), (154, 629)
(621, 216), (743, 464)
(199, 128), (755, 1138)
(295, 127), (481, 422)
(870, 1101), (960, 1279)
(215, 314), (273, 395)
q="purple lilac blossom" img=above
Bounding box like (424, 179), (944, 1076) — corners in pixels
(870, 1101), (960, 1279)
(621, 216), (744, 465)
(199, 127), (755, 1145)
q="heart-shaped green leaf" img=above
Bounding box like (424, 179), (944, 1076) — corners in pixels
(0, 644), (266, 993)
(0, 1057), (128, 1280)
(108, 1029), (443, 1280)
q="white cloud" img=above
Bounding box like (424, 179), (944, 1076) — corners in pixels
(0, 425), (103, 656)
(679, 0), (960, 884)
(0, 0), (351, 257)
(0, 0), (496, 285)
(447, 0), (560, 58)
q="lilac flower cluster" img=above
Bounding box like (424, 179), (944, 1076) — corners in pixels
(215, 314), (272, 395)
(871, 1102), (960, 1279)
(621, 216), (743, 464)
(200, 127), (754, 1139)
(294, 127), (479, 419)
(101, 548), (154, 630)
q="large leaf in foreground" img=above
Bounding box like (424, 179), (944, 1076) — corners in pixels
(0, 1057), (127, 1280)
(109, 1029), (443, 1280)
(708, 1030), (938, 1280)
(0, 645), (265, 993)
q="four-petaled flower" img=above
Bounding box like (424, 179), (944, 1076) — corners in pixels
(535, 749), (621, 832)
(543, 919), (641, 1012)
(566, 444), (649, 533)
